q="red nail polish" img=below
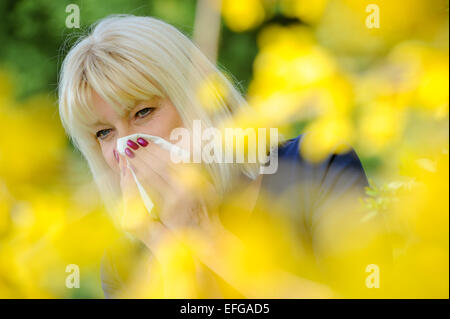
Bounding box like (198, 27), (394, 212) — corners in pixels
(127, 139), (139, 150)
(137, 138), (148, 147)
(113, 149), (119, 163)
(125, 148), (135, 158)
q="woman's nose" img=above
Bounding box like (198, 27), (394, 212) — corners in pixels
(115, 128), (141, 158)
(115, 126), (135, 147)
(116, 125), (141, 141)
(113, 126), (134, 155)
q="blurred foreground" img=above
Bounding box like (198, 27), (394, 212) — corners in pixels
(0, 0), (448, 298)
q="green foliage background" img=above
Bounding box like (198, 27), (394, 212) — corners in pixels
(0, 0), (274, 100)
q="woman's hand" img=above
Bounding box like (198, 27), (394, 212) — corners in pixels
(117, 137), (220, 254)
(117, 138), (228, 297)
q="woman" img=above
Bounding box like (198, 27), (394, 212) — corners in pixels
(58, 15), (372, 298)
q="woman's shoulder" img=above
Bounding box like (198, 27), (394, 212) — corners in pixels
(254, 134), (370, 249)
(278, 134), (366, 171)
(263, 133), (369, 196)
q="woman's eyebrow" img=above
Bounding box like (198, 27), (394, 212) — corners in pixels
(91, 101), (152, 127)
(92, 120), (111, 127)
(132, 100), (149, 109)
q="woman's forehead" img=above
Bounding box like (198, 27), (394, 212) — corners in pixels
(90, 91), (120, 119)
(82, 88), (128, 127)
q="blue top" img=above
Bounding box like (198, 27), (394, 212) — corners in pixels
(253, 134), (369, 257)
(100, 134), (370, 298)
(258, 134), (368, 209)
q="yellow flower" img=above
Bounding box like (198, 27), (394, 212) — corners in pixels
(300, 115), (353, 163)
(222, 0), (265, 32)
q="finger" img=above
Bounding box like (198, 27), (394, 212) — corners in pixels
(137, 140), (221, 216)
(126, 144), (173, 204)
(125, 137), (220, 231)
(121, 139), (181, 227)
(125, 139), (186, 217)
(124, 137), (194, 200)
(118, 154), (135, 194)
(127, 142), (198, 227)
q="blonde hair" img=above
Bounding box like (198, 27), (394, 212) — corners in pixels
(58, 14), (258, 215)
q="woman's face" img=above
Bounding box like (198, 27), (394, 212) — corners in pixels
(90, 90), (184, 173)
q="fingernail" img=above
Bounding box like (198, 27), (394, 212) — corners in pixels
(125, 148), (135, 158)
(137, 137), (148, 147)
(127, 139), (139, 150)
(113, 150), (120, 163)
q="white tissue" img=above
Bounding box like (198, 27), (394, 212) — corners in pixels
(116, 133), (189, 159)
(116, 133), (190, 219)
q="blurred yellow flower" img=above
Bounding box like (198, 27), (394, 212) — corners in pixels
(222, 0), (265, 32)
(358, 101), (405, 153)
(280, 0), (329, 24)
(300, 115), (353, 162)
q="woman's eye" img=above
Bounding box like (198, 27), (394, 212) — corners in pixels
(96, 129), (112, 140)
(135, 107), (153, 119)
